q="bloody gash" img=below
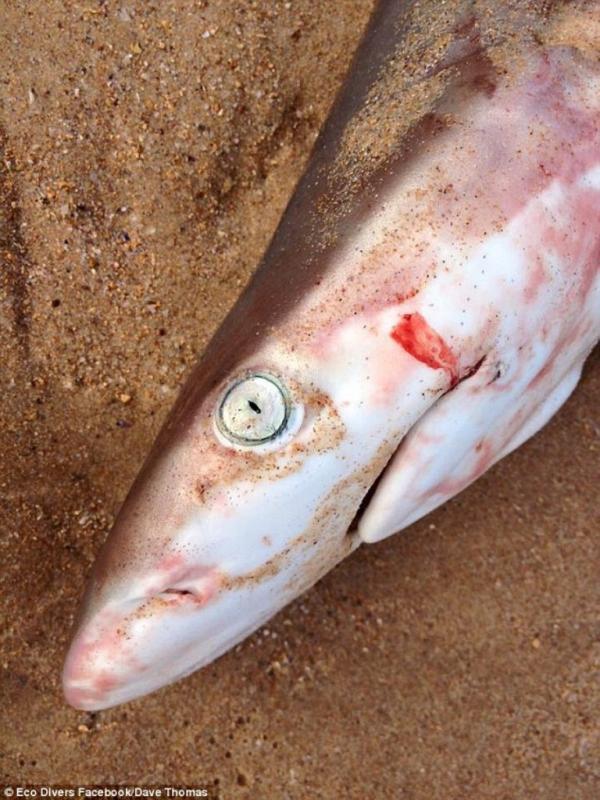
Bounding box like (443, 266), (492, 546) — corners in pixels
(63, 0), (600, 710)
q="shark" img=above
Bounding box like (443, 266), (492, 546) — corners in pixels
(63, 0), (600, 710)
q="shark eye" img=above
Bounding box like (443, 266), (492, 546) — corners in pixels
(216, 373), (290, 445)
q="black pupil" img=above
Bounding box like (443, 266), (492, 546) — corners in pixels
(248, 400), (261, 414)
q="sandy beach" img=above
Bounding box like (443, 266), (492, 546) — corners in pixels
(1, 1), (599, 797)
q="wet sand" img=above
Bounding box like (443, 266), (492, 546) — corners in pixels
(1, 1), (599, 797)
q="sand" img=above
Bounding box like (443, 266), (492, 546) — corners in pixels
(1, 1), (599, 797)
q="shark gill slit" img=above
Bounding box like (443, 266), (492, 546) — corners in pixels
(346, 353), (489, 537)
(347, 448), (399, 535)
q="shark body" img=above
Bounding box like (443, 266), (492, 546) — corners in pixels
(63, 0), (600, 710)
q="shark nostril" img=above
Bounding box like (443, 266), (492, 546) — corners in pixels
(157, 587), (200, 604)
(145, 565), (222, 608)
(156, 586), (210, 606)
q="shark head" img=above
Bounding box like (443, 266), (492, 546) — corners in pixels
(62, 307), (442, 710)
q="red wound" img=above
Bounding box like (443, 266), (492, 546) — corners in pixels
(391, 312), (459, 385)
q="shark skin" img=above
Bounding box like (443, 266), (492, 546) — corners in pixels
(63, 1), (600, 710)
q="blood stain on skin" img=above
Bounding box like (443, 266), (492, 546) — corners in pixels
(390, 311), (459, 385)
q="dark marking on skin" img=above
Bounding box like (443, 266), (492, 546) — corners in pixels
(391, 311), (459, 385)
(458, 355), (486, 384)
(489, 361), (507, 384)
(0, 127), (32, 354)
(195, 479), (213, 502)
(396, 287), (420, 304)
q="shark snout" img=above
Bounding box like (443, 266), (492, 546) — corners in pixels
(62, 559), (224, 710)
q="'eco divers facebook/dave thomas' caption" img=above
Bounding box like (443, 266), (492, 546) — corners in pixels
(3, 789), (213, 799)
